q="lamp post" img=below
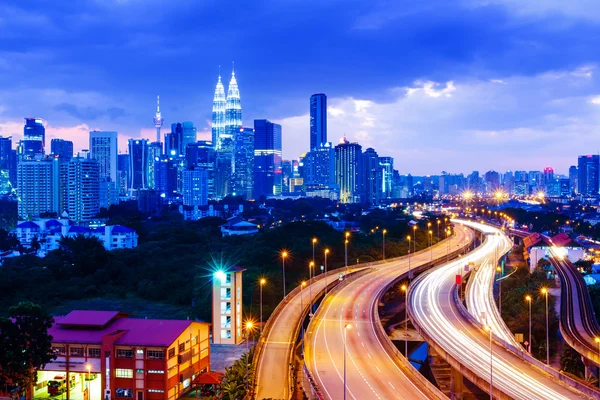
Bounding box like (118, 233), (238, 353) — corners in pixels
(525, 295), (532, 354)
(436, 219), (440, 239)
(382, 229), (387, 261)
(344, 324), (351, 400)
(407, 236), (411, 281)
(345, 232), (350, 271)
(324, 249), (330, 293)
(401, 284), (408, 356)
(281, 251), (288, 299)
(300, 281), (307, 353)
(541, 287), (549, 365)
(446, 229), (451, 263)
(86, 364), (91, 390)
(245, 321), (254, 391)
(496, 266), (502, 315)
(428, 230), (433, 261)
(486, 325), (493, 399)
(309, 262), (314, 317)
(312, 237), (317, 265)
(413, 225), (417, 254)
(260, 278), (266, 334)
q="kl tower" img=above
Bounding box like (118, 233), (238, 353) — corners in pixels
(153, 95), (164, 147)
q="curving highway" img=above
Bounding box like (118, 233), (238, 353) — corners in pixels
(304, 225), (474, 400)
(409, 220), (591, 400)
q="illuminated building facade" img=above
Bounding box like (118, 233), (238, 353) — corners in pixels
(212, 267), (245, 345)
(253, 119), (282, 199)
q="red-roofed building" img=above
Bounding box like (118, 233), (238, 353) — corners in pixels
(37, 310), (210, 400)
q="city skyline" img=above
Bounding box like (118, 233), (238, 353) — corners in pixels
(2, 1), (600, 174)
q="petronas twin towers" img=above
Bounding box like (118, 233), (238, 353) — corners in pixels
(212, 67), (244, 198)
(212, 68), (241, 151)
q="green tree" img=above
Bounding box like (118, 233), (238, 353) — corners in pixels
(0, 302), (55, 395)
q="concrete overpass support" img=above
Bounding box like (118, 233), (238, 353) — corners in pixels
(450, 366), (464, 400)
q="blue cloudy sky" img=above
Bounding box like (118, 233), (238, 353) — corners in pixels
(1, 0), (600, 174)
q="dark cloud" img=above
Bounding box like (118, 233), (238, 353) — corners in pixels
(54, 103), (126, 121)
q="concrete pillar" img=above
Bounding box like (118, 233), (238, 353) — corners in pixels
(450, 366), (464, 400)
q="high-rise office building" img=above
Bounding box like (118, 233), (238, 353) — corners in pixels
(117, 154), (130, 196)
(310, 94), (327, 150)
(67, 157), (100, 222)
(253, 119), (282, 199)
(363, 148), (381, 205)
(542, 167), (554, 188)
(128, 139), (149, 190)
(233, 127), (254, 199)
(578, 155), (600, 196)
(186, 141), (215, 199)
(166, 123), (183, 156)
(212, 75), (227, 150)
(225, 70), (242, 139)
(50, 139), (73, 161)
(514, 170), (528, 182)
(17, 157), (60, 218)
(304, 143), (335, 185)
(335, 137), (362, 203)
(0, 137), (14, 193)
(21, 118), (45, 157)
(569, 165), (578, 194)
(146, 142), (162, 189)
(484, 170), (501, 192)
(181, 122), (197, 155)
(182, 168), (209, 207)
(379, 156), (394, 199)
(154, 156), (179, 198)
(89, 131), (118, 183)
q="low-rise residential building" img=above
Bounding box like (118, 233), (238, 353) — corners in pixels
(38, 310), (211, 400)
(15, 218), (138, 255)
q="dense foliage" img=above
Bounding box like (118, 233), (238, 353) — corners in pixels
(0, 206), (439, 322)
(0, 302), (55, 395)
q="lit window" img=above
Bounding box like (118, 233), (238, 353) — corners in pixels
(115, 369), (133, 378)
(148, 370), (164, 374)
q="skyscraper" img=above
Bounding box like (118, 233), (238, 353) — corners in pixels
(212, 75), (227, 150)
(117, 154), (130, 196)
(128, 139), (149, 190)
(89, 131), (118, 183)
(225, 69), (242, 139)
(310, 94), (327, 150)
(186, 141), (215, 199)
(303, 143), (335, 186)
(378, 156), (394, 199)
(335, 137), (362, 203)
(569, 165), (578, 194)
(17, 157), (60, 218)
(153, 95), (164, 145)
(578, 155), (599, 196)
(67, 157), (100, 222)
(253, 119), (282, 199)
(21, 118), (45, 157)
(363, 148), (381, 205)
(0, 137), (14, 193)
(50, 139), (73, 161)
(146, 142), (162, 190)
(181, 122), (197, 155)
(233, 127), (254, 199)
(182, 168), (209, 207)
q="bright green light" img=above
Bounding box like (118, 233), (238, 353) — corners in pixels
(214, 270), (227, 284)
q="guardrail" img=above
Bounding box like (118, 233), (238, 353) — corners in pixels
(253, 230), (463, 399)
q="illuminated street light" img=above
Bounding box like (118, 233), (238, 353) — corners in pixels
(407, 235), (412, 280)
(541, 287), (549, 365)
(260, 278), (266, 334)
(281, 251), (288, 298)
(525, 295), (532, 354)
(382, 229), (387, 261)
(401, 284), (408, 356)
(324, 249), (330, 294)
(309, 262), (315, 317)
(244, 320), (255, 390)
(345, 232), (350, 270)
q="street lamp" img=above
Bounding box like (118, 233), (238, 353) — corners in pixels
(244, 321), (255, 391)
(525, 295), (532, 354)
(281, 251), (288, 299)
(401, 284), (408, 356)
(446, 229), (451, 262)
(436, 219), (440, 239)
(344, 324), (352, 400)
(324, 249), (330, 294)
(406, 235), (411, 280)
(486, 325), (493, 399)
(496, 266), (502, 315)
(382, 229), (387, 261)
(300, 281), (307, 353)
(309, 262), (314, 317)
(428, 230), (433, 261)
(259, 278), (266, 334)
(541, 287), (549, 365)
(312, 237), (317, 264)
(412, 225), (417, 253)
(86, 364), (91, 390)
(345, 232), (350, 271)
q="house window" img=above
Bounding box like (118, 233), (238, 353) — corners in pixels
(70, 347), (84, 357)
(116, 349), (133, 359)
(148, 390), (164, 393)
(168, 348), (175, 359)
(115, 369), (133, 378)
(88, 348), (101, 358)
(148, 370), (164, 374)
(52, 346), (66, 356)
(178, 343), (185, 353)
(147, 350), (164, 360)
(115, 388), (133, 398)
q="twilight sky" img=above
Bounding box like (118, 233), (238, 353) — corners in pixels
(1, 0), (600, 175)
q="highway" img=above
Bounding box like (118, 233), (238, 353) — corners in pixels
(409, 220), (591, 400)
(547, 245), (600, 366)
(304, 225), (474, 400)
(462, 221), (519, 347)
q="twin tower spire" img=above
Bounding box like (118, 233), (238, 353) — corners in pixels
(212, 66), (241, 151)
